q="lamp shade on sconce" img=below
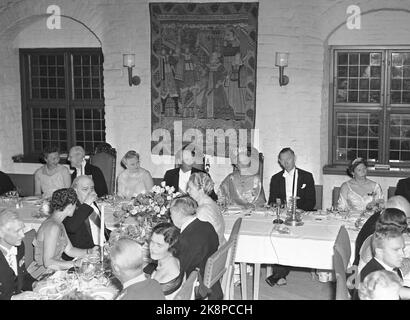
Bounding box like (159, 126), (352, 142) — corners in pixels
(275, 52), (289, 67)
(123, 54), (136, 68)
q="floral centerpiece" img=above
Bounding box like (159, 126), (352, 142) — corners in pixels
(355, 196), (385, 229)
(108, 182), (181, 246)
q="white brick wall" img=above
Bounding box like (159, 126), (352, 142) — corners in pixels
(0, 0), (409, 207)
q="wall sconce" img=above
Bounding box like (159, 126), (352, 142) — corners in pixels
(275, 52), (289, 86)
(123, 54), (141, 86)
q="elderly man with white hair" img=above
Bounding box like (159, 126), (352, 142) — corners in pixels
(0, 209), (35, 300)
(110, 238), (164, 300)
(68, 146), (108, 198)
(62, 176), (110, 261)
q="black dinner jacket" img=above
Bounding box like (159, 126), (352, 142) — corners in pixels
(352, 257), (386, 300)
(0, 244), (35, 300)
(177, 218), (222, 300)
(70, 163), (108, 198)
(117, 278), (165, 300)
(395, 177), (410, 205)
(353, 212), (381, 266)
(268, 167), (316, 211)
(163, 167), (218, 201)
(0, 171), (15, 196)
(63, 202), (111, 254)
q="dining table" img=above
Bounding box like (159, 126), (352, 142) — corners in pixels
(5, 197), (410, 300)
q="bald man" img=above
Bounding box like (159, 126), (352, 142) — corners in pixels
(0, 209), (35, 300)
(111, 239), (164, 300)
(68, 146), (108, 198)
(62, 176), (110, 261)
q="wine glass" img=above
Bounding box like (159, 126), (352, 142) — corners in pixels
(79, 260), (95, 291)
(273, 198), (284, 224)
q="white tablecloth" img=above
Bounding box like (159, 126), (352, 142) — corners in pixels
(223, 210), (359, 270)
(9, 203), (362, 270)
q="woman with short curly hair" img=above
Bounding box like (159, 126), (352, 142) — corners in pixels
(31, 188), (98, 277)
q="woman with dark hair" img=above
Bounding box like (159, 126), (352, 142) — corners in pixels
(31, 188), (98, 277)
(34, 146), (71, 199)
(337, 157), (383, 211)
(144, 222), (183, 299)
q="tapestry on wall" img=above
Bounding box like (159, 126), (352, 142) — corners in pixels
(150, 2), (259, 156)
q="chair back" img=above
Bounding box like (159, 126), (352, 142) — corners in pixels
(358, 234), (373, 272)
(314, 185), (323, 210)
(333, 249), (350, 300)
(203, 218), (242, 300)
(23, 229), (36, 267)
(388, 186), (397, 199)
(221, 218), (242, 300)
(173, 269), (198, 300)
(332, 187), (341, 208)
(90, 152), (116, 195)
(334, 225), (351, 270)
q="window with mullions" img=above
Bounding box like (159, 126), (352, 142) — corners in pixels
(20, 48), (105, 155)
(331, 48), (410, 166)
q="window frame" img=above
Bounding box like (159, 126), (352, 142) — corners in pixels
(329, 45), (410, 168)
(19, 47), (105, 157)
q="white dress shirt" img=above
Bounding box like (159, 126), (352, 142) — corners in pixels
(0, 244), (18, 275)
(89, 203), (101, 245)
(283, 168), (298, 206)
(178, 169), (191, 193)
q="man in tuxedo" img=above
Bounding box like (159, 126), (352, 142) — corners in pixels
(62, 176), (110, 260)
(266, 147), (316, 287)
(395, 177), (410, 207)
(0, 171), (15, 196)
(354, 227), (410, 299)
(68, 146), (108, 198)
(163, 145), (218, 201)
(170, 195), (222, 300)
(111, 238), (165, 300)
(0, 209), (35, 300)
(354, 198), (410, 266)
(267, 147), (316, 210)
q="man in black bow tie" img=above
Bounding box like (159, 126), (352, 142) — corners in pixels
(0, 209), (35, 300)
(62, 176), (110, 260)
(68, 146), (108, 198)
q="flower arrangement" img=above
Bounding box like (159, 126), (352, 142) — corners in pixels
(355, 197), (385, 229)
(109, 182), (181, 245)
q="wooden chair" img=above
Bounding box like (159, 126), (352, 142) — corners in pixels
(332, 187), (341, 208)
(388, 186), (397, 199)
(90, 148), (116, 195)
(221, 218), (242, 300)
(173, 269), (198, 300)
(358, 235), (373, 273)
(203, 218), (242, 300)
(333, 249), (350, 300)
(334, 225), (351, 270)
(23, 229), (36, 268)
(8, 174), (35, 197)
(314, 185), (323, 210)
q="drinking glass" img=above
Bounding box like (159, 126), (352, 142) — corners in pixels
(79, 260), (95, 290)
